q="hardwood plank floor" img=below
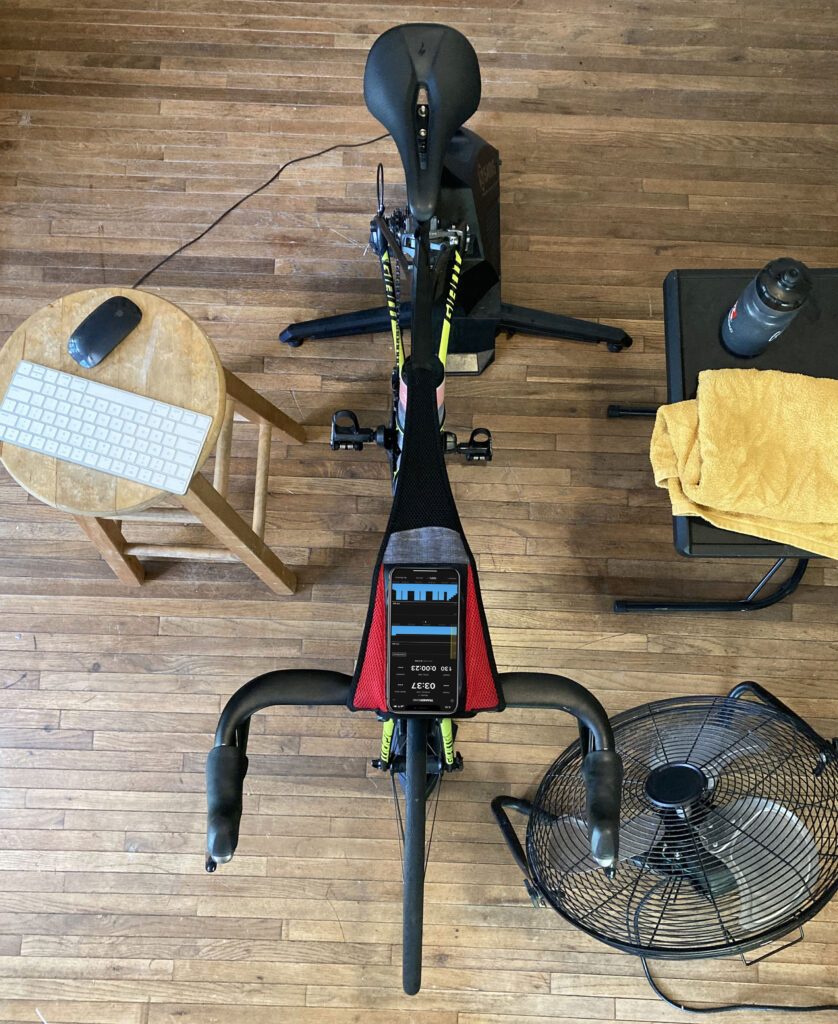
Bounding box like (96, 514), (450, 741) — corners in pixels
(1, 1), (837, 1021)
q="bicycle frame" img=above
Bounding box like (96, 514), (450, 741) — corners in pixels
(205, 22), (623, 998)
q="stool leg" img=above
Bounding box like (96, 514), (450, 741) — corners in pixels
(181, 473), (296, 595)
(213, 397), (235, 498)
(74, 516), (144, 586)
(223, 369), (305, 443)
(252, 420), (272, 538)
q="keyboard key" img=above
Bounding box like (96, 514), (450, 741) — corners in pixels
(179, 424), (205, 442)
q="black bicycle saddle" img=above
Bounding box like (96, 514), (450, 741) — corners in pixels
(364, 24), (481, 223)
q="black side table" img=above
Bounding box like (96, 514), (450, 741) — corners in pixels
(611, 267), (837, 613)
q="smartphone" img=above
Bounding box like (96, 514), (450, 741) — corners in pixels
(386, 565), (462, 715)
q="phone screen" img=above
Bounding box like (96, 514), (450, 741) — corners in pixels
(386, 565), (461, 714)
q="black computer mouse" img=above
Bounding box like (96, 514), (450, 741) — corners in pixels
(67, 295), (143, 368)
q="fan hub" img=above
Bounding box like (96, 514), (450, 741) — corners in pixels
(645, 763), (707, 809)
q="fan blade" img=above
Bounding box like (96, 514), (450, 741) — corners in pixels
(629, 701), (775, 784)
(698, 798), (820, 933)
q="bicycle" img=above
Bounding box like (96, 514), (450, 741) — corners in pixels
(204, 23), (624, 996)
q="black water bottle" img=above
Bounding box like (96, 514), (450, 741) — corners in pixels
(721, 257), (813, 357)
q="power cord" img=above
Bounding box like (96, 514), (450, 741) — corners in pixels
(131, 132), (391, 289)
(641, 957), (838, 1014)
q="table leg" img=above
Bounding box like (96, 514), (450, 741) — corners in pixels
(613, 557), (809, 613)
(180, 473), (296, 595)
(74, 516), (145, 586)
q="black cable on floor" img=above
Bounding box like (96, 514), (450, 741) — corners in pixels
(131, 131), (391, 289)
(642, 957), (838, 1014)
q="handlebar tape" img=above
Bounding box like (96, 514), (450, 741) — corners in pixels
(206, 744), (248, 864)
(581, 749), (623, 868)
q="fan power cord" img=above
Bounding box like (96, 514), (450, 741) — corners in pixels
(641, 957), (838, 1014)
(131, 132), (391, 289)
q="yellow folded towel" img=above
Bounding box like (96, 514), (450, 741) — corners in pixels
(650, 368), (838, 559)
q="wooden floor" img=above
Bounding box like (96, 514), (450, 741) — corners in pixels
(1, 1), (838, 1021)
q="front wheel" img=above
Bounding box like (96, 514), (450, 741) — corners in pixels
(402, 716), (428, 995)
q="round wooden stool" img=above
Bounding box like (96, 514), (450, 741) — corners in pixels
(0, 287), (305, 594)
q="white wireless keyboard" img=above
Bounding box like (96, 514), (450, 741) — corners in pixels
(0, 361), (212, 495)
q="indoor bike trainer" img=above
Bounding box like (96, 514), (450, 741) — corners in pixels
(278, 69), (631, 374)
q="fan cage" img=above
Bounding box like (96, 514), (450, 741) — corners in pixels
(527, 694), (838, 960)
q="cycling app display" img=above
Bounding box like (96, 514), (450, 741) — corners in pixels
(386, 565), (461, 714)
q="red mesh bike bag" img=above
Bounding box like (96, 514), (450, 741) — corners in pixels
(347, 361), (503, 715)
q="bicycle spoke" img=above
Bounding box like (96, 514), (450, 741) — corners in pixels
(392, 767), (406, 877)
(425, 771), (444, 874)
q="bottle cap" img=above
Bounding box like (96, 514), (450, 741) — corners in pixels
(756, 258), (813, 311)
